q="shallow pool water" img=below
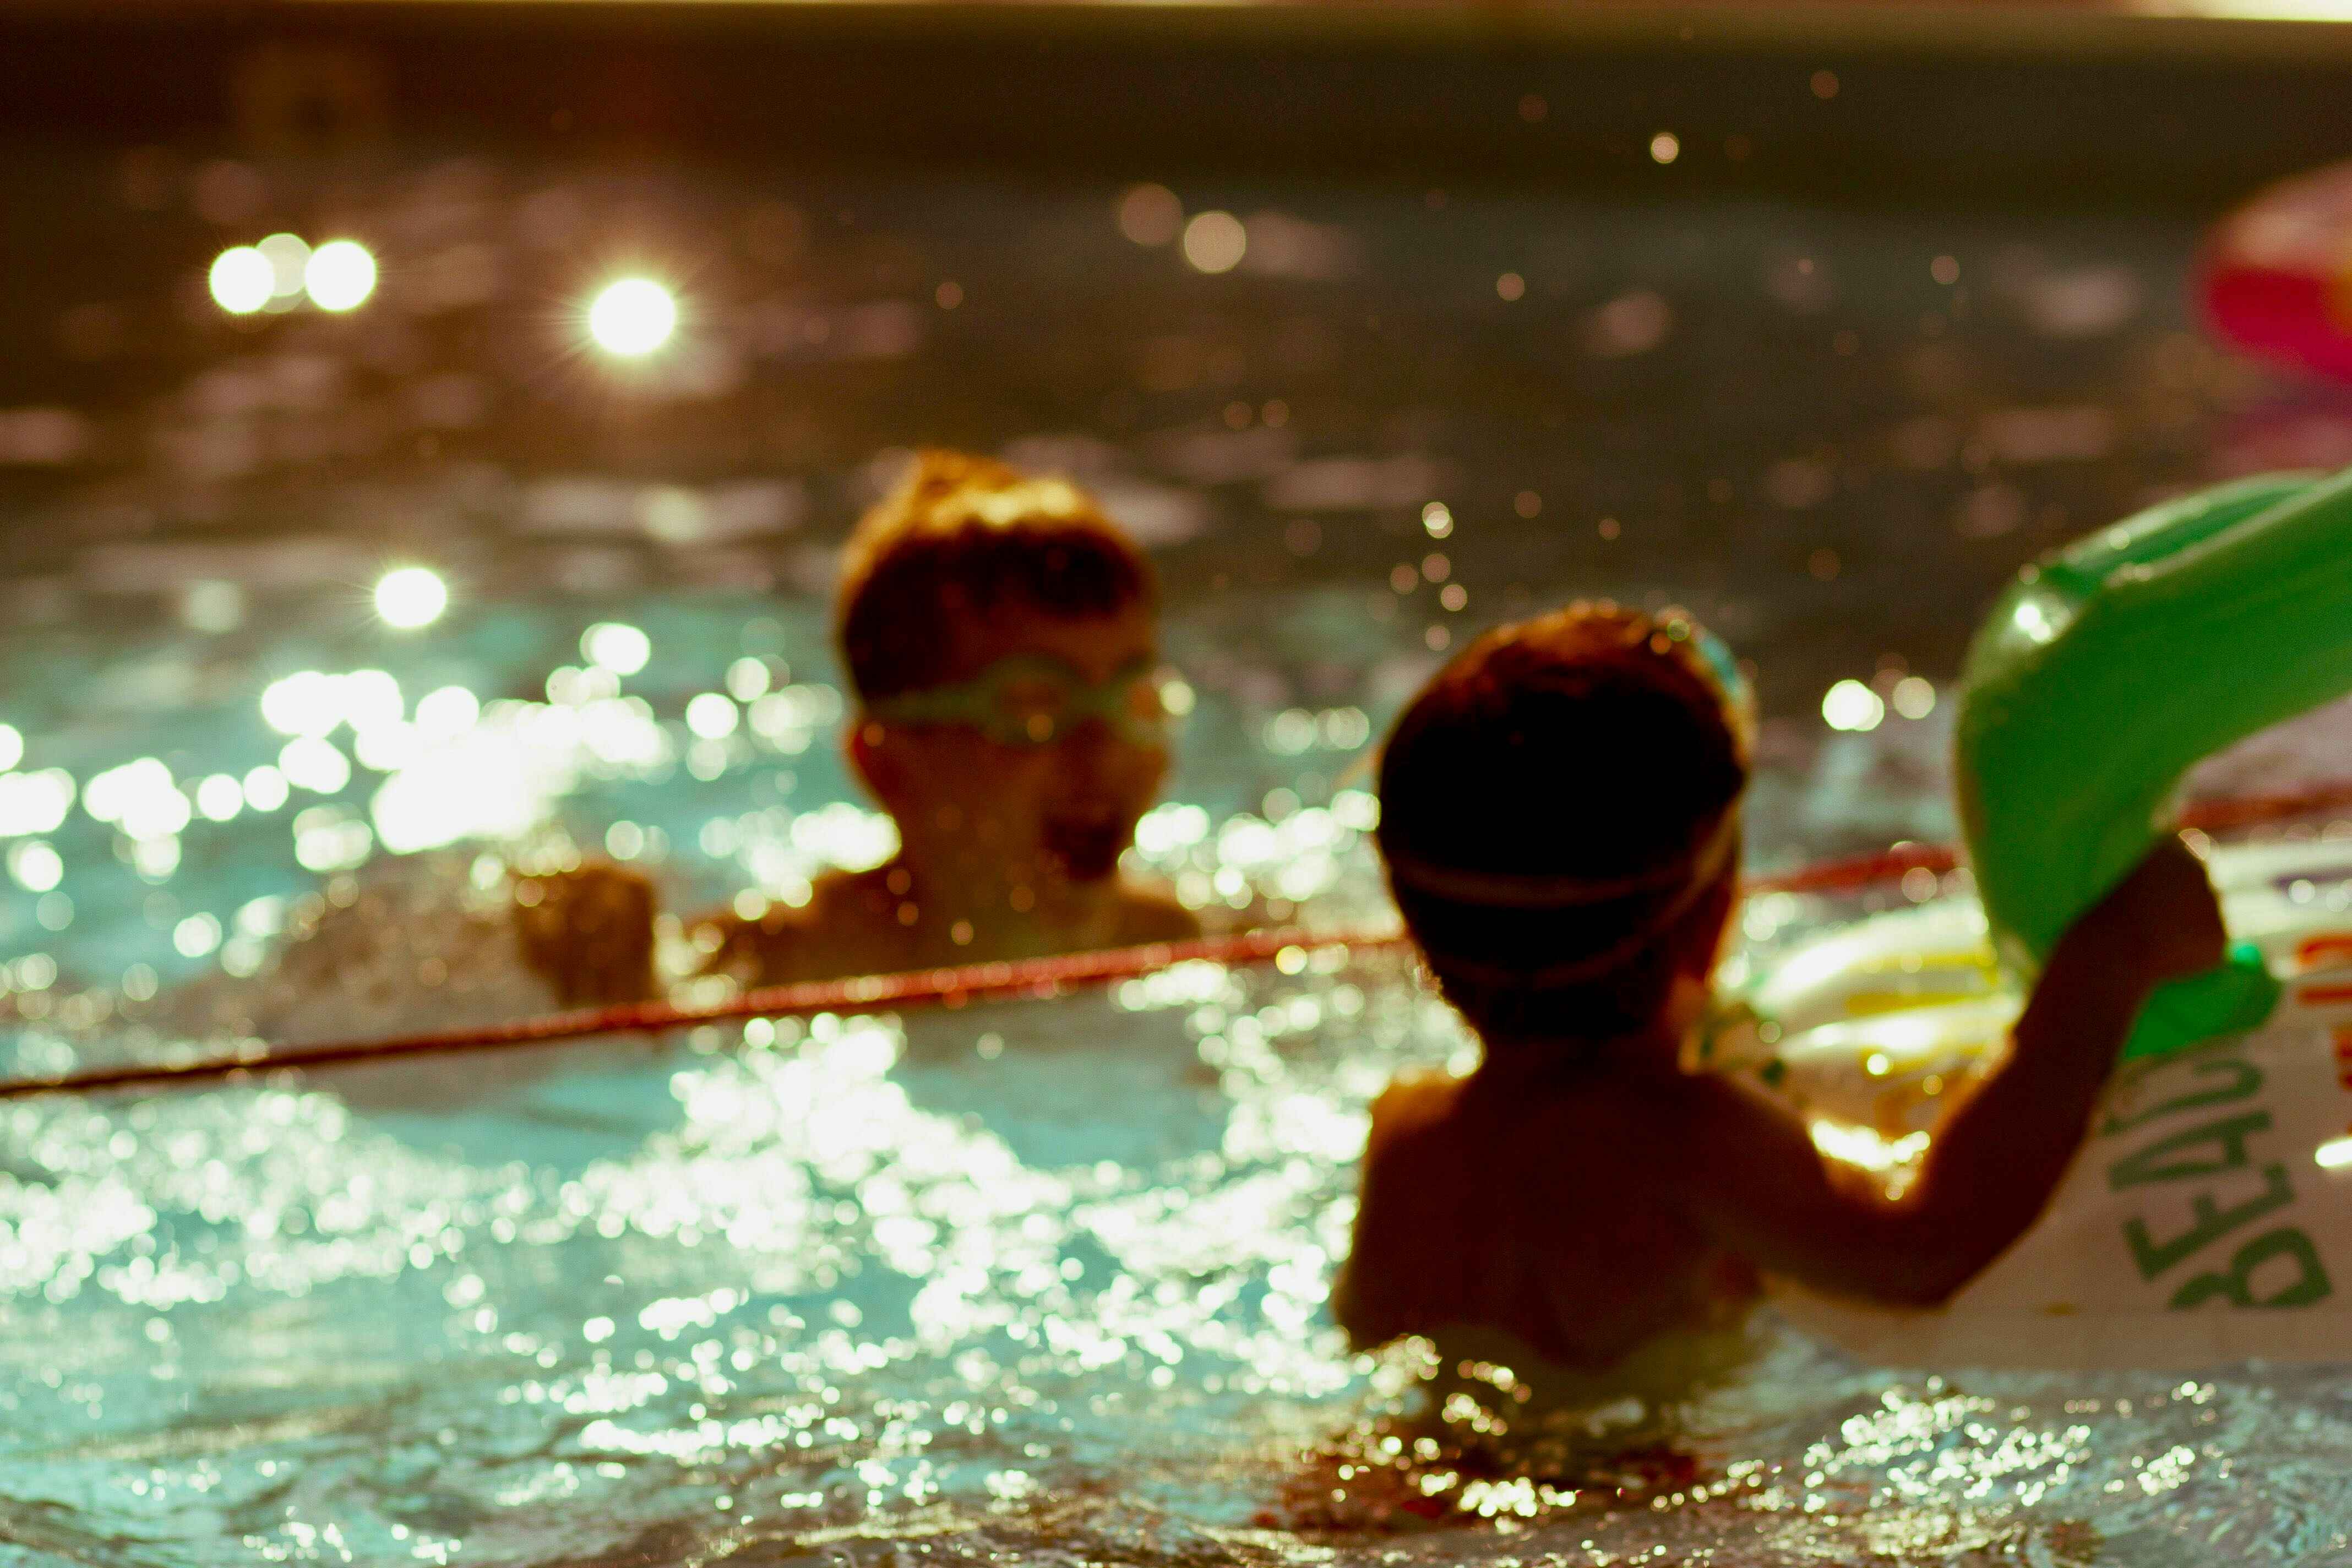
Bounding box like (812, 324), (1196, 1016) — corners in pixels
(13, 889), (2352, 1567)
(7, 143), (2352, 1564)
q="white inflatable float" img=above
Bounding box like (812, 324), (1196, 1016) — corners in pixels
(1725, 836), (2352, 1369)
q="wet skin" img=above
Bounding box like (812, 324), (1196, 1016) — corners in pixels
(1338, 835), (2228, 1372)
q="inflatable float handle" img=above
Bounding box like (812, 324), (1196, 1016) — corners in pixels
(1956, 466), (2352, 1060)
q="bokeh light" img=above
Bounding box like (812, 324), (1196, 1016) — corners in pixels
(1892, 674), (1938, 720)
(1181, 211), (1248, 274)
(257, 232), (311, 301)
(1822, 678), (1887, 732)
(304, 239), (377, 312)
(1117, 183), (1183, 247)
(587, 278), (679, 357)
(373, 566), (449, 630)
(685, 692), (741, 740)
(195, 774), (243, 821)
(241, 765), (291, 812)
(582, 622), (652, 676)
(208, 246), (274, 314)
(8, 841), (61, 894)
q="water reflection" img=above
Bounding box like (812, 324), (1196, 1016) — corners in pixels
(6, 139), (2352, 1566)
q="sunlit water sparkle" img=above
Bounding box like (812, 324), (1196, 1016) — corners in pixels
(7, 148), (2352, 1566)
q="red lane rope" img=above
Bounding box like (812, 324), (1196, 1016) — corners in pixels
(8, 776), (2350, 1102)
(0, 926), (1412, 1102)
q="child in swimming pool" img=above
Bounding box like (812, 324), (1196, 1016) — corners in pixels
(1335, 602), (2228, 1371)
(509, 451), (1193, 999)
(694, 450), (1197, 984)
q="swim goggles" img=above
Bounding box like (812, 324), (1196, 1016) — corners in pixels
(1661, 614), (1756, 761)
(864, 654), (1168, 747)
(1389, 809), (1741, 988)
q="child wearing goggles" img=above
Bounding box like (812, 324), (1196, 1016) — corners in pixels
(695, 451), (1196, 984)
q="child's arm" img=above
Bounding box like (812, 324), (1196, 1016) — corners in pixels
(1664, 835), (2226, 1306)
(511, 862), (662, 1005)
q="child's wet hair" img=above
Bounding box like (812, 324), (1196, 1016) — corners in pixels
(1376, 603), (1749, 1043)
(837, 450), (1157, 701)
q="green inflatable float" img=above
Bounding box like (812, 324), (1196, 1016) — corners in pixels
(1955, 466), (2352, 1061)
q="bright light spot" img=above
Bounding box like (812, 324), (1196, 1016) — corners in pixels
(1810, 1118), (1929, 1174)
(1650, 131), (1681, 164)
(2011, 594), (2059, 646)
(583, 622), (652, 676)
(84, 758), (189, 838)
(414, 685), (481, 741)
(582, 698), (667, 766)
(587, 277), (679, 357)
(1181, 211), (1248, 275)
(353, 720), (421, 774)
(196, 774), (244, 821)
(242, 765), (291, 812)
(1161, 678), (1196, 718)
(1822, 678), (1886, 733)
(342, 669), (404, 732)
(236, 895), (287, 937)
(726, 656), (772, 701)
(686, 692), (740, 741)
(374, 566), (448, 630)
(133, 829), (179, 879)
(1421, 502), (1453, 539)
(280, 736), (352, 794)
(209, 246), (274, 314)
(173, 912), (223, 959)
(258, 232), (311, 298)
(1892, 675), (1937, 720)
(0, 724), (20, 771)
(8, 841), (61, 893)
(1117, 183), (1183, 246)
(304, 239), (377, 311)
(371, 706), (580, 853)
(2318, 1136), (2352, 1171)
(261, 671), (343, 737)
(790, 800), (898, 873)
(293, 807), (372, 873)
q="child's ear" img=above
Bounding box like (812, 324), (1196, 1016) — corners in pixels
(847, 718), (894, 800)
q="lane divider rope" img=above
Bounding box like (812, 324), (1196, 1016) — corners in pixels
(7, 776), (2349, 1101)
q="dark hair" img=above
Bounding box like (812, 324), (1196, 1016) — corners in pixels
(1375, 603), (1748, 1044)
(836, 450), (1156, 700)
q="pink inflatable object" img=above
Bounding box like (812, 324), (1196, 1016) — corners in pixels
(2205, 162), (2352, 382)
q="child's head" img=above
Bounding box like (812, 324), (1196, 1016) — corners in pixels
(837, 451), (1167, 892)
(1376, 603), (1751, 1046)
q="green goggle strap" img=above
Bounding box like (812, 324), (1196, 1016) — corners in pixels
(865, 655), (1163, 744)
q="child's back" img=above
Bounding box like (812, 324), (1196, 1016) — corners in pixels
(1341, 1061), (1758, 1369)
(1339, 603), (2224, 1374)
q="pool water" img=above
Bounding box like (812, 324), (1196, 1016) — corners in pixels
(6, 143), (2352, 1565)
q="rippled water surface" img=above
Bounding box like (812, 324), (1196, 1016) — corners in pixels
(7, 137), (2352, 1564)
